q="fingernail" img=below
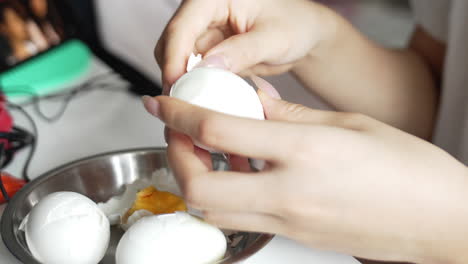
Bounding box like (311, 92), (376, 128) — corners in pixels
(195, 54), (229, 70)
(142, 95), (160, 118)
(251, 76), (281, 99)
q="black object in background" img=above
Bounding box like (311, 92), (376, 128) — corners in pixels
(59, 0), (162, 96)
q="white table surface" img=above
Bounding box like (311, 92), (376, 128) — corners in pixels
(0, 58), (359, 264)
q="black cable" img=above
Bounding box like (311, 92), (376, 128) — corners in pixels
(0, 127), (33, 168)
(0, 72), (130, 185)
(1, 72), (129, 123)
(6, 103), (38, 182)
(2, 72), (117, 102)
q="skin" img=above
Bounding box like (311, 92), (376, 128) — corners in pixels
(155, 0), (435, 140)
(30, 0), (48, 19)
(143, 89), (468, 264)
(150, 0), (468, 263)
(1, 8), (31, 60)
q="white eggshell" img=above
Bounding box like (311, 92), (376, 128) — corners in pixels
(25, 192), (110, 264)
(186, 53), (202, 72)
(116, 212), (227, 264)
(170, 67), (265, 120)
(97, 168), (182, 226)
(97, 177), (153, 225)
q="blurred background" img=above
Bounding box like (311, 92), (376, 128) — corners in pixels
(95, 0), (415, 108)
(0, 0), (416, 103)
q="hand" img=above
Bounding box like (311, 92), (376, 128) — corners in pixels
(142, 79), (468, 263)
(155, 0), (335, 93)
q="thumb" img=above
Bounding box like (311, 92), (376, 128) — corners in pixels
(252, 76), (332, 124)
(203, 30), (275, 73)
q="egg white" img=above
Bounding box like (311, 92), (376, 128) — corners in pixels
(116, 212), (227, 264)
(170, 67), (265, 121)
(25, 192), (110, 264)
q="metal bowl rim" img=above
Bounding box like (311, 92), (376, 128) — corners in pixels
(1, 147), (274, 263)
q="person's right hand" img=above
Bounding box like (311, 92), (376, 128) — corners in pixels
(155, 0), (336, 93)
(143, 78), (468, 264)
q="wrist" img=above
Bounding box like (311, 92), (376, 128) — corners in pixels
(301, 3), (345, 61)
(291, 4), (349, 74)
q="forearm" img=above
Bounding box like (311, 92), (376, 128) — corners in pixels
(431, 166), (468, 264)
(359, 166), (468, 264)
(292, 8), (437, 139)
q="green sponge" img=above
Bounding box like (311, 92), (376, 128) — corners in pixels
(0, 39), (91, 98)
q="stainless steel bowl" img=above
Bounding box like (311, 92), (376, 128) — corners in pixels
(1, 148), (273, 263)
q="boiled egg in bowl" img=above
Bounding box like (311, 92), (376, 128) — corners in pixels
(24, 192), (110, 264)
(116, 212), (227, 264)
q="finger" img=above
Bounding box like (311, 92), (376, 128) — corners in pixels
(183, 170), (276, 214)
(203, 211), (284, 235)
(251, 76), (281, 99)
(205, 28), (280, 73)
(257, 89), (326, 123)
(252, 77), (369, 130)
(168, 131), (277, 213)
(195, 28), (228, 55)
(229, 155), (251, 173)
(155, 34), (171, 94)
(257, 88), (338, 124)
(252, 76), (322, 123)
(194, 145), (212, 170)
(167, 130), (209, 193)
(155, 95), (296, 161)
(239, 63), (294, 77)
(156, 0), (225, 85)
(167, 129), (276, 213)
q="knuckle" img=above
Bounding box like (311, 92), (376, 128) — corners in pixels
(165, 21), (180, 36)
(275, 193), (322, 223)
(195, 117), (222, 148)
(274, 192), (303, 218)
(154, 42), (163, 64)
(287, 131), (316, 161)
(274, 197), (293, 217)
(181, 177), (203, 207)
(281, 103), (309, 121)
(334, 112), (370, 130)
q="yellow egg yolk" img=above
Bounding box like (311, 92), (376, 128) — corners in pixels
(126, 186), (187, 217)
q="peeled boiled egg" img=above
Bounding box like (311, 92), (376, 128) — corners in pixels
(116, 212), (227, 264)
(170, 59), (265, 121)
(25, 192), (110, 264)
(170, 56), (264, 151)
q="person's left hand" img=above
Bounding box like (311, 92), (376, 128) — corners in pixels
(142, 79), (468, 264)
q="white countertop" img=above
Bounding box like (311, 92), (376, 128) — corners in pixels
(0, 58), (359, 264)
